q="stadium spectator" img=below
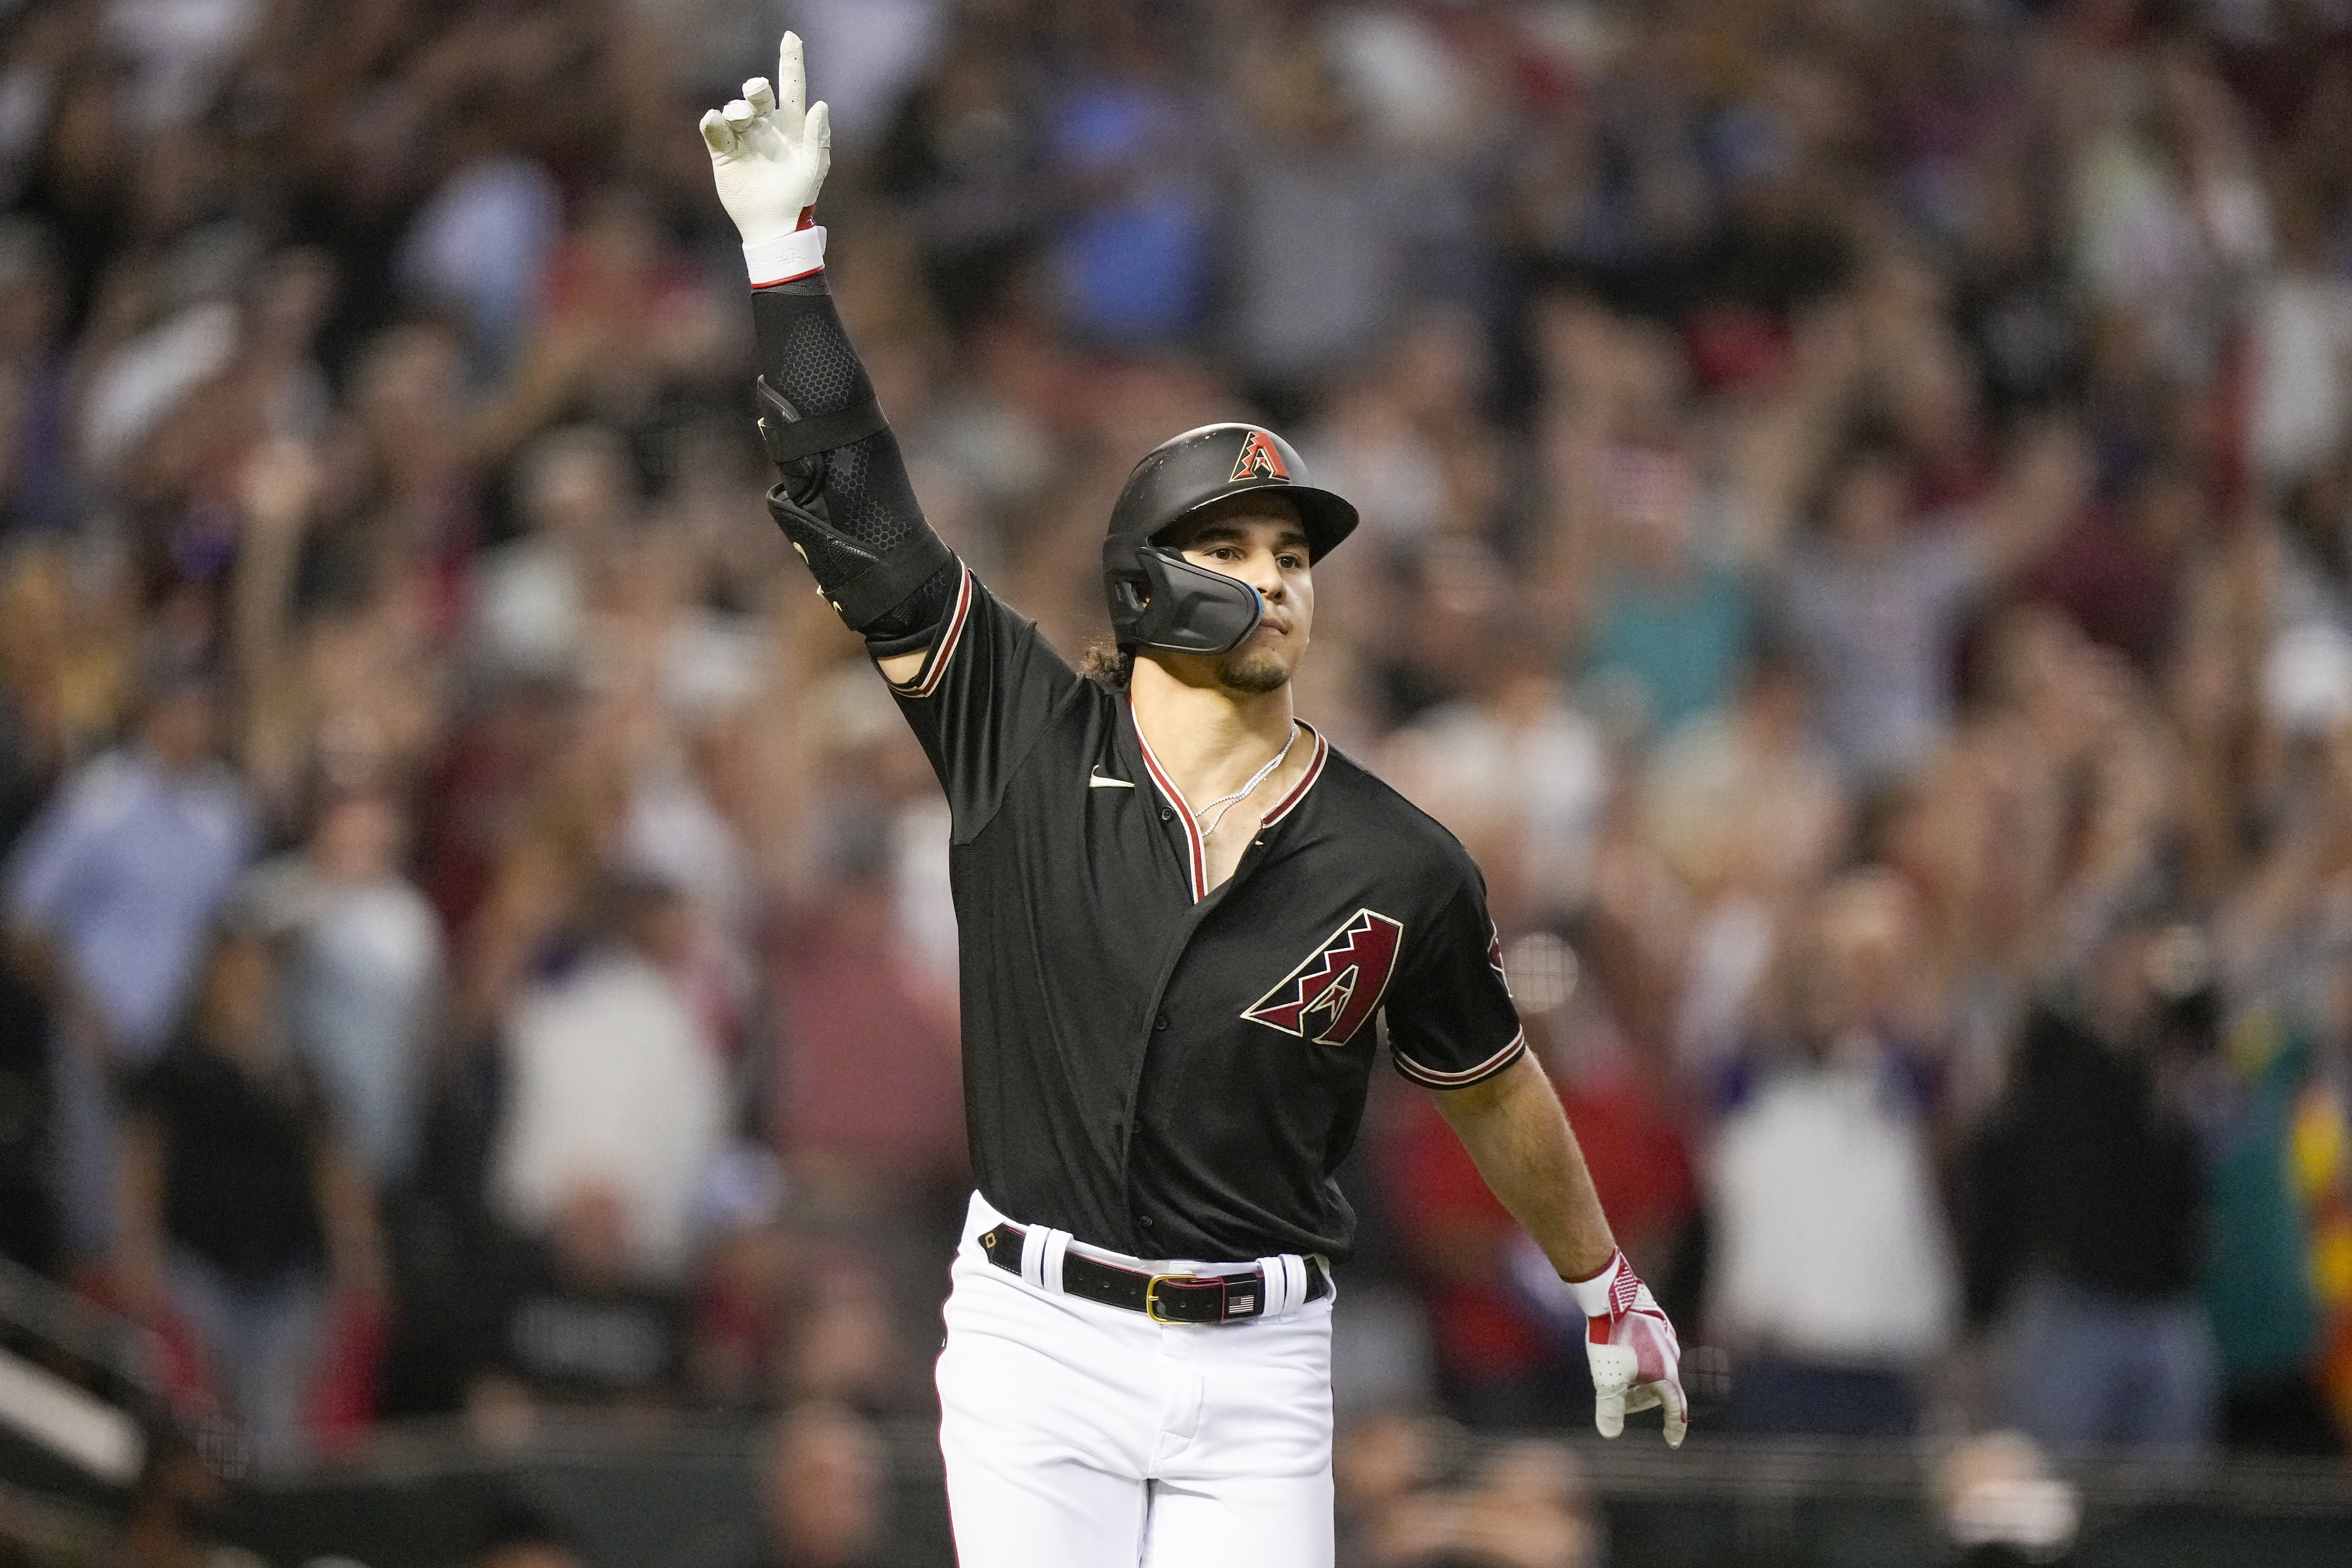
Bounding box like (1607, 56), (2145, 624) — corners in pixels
(1342, 1430), (1601, 1568)
(5, 663), (251, 1063)
(464, 1183), (688, 1426)
(472, 1499), (589, 1568)
(242, 779), (443, 1191)
(1958, 925), (2217, 1449)
(1933, 1429), (2081, 1568)
(469, 425), (637, 684)
(0, 218), (77, 536)
(1773, 423), (2087, 788)
(1705, 872), (1960, 1436)
(114, 918), (383, 1472)
(488, 873), (727, 1284)
(7, 662), (253, 1253)
(1380, 657), (1611, 930)
(745, 1402), (890, 1568)
(1222, 20), (1422, 415)
(1573, 435), (1755, 742)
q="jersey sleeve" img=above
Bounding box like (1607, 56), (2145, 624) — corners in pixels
(1384, 875), (1526, 1090)
(880, 564), (1089, 837)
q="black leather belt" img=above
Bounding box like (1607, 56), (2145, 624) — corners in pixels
(980, 1222), (1329, 1325)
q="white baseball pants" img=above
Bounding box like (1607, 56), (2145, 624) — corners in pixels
(936, 1192), (1336, 1568)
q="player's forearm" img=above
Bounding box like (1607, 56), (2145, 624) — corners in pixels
(747, 272), (955, 648)
(1432, 1051), (1617, 1282)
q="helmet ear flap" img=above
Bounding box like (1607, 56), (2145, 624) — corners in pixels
(1117, 548), (1262, 655)
(1101, 422), (1347, 653)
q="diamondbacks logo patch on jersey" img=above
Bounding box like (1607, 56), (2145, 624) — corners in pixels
(1243, 909), (1404, 1047)
(1230, 430), (1289, 484)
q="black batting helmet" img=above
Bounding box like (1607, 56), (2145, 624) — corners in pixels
(1102, 423), (1358, 655)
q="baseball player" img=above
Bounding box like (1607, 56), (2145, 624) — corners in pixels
(700, 35), (1685, 1567)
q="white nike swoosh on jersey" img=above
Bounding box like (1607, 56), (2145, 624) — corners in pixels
(1089, 770), (1134, 789)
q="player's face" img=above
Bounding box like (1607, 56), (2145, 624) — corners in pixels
(1167, 505), (1315, 694)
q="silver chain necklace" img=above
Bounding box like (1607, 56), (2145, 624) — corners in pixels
(1192, 723), (1301, 840)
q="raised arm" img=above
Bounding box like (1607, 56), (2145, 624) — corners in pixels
(700, 33), (959, 684)
(1974, 416), (2092, 580)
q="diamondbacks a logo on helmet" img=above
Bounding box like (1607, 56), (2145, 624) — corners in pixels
(1230, 430), (1290, 484)
(1243, 909), (1404, 1047)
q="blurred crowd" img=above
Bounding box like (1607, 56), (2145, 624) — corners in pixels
(2, 0), (2352, 1551)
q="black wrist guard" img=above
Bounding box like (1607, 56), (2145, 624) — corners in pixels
(755, 375), (886, 485)
(751, 276), (954, 637)
(767, 481), (955, 631)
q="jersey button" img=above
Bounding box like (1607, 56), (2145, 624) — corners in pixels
(1138, 1215), (1156, 1229)
(1159, 807), (1173, 821)
(1153, 1013), (1170, 1031)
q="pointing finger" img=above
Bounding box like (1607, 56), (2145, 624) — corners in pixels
(777, 31), (806, 127)
(699, 108), (736, 155)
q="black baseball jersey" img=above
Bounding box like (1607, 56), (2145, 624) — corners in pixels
(881, 564), (1525, 1265)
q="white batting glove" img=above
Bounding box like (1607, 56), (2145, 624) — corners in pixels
(698, 31), (833, 285)
(1566, 1249), (1687, 1448)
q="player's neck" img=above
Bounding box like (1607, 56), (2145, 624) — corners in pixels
(1128, 656), (1298, 809)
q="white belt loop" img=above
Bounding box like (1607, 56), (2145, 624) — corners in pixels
(1042, 1228), (1072, 1293)
(1021, 1224), (1072, 1292)
(1255, 1256), (1285, 1319)
(1254, 1254), (1307, 1319)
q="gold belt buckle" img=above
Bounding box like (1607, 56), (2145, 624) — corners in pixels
(1143, 1271), (1197, 1324)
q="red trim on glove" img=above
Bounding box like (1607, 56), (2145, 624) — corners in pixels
(1568, 1247), (1644, 1341)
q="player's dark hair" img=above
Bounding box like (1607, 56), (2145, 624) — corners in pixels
(1080, 640), (1134, 691)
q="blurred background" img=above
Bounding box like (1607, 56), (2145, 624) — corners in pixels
(1, 0), (2351, 1563)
